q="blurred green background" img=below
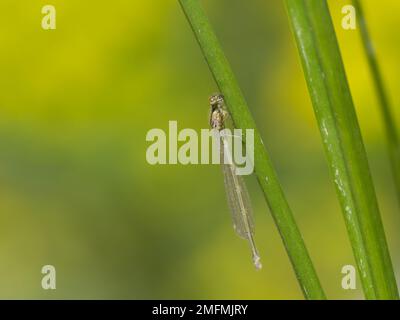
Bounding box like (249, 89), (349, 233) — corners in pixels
(0, 0), (399, 299)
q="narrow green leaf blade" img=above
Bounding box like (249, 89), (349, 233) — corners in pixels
(285, 0), (398, 299)
(353, 0), (400, 207)
(179, 0), (326, 299)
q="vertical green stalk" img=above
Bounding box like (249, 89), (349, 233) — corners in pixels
(179, 0), (326, 299)
(353, 0), (400, 205)
(285, 0), (398, 299)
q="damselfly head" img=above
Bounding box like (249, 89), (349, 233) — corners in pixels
(209, 93), (225, 109)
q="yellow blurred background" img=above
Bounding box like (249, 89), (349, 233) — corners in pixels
(0, 0), (399, 299)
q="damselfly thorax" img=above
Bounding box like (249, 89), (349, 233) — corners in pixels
(209, 94), (228, 131)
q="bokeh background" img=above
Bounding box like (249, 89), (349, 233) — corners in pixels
(0, 0), (399, 299)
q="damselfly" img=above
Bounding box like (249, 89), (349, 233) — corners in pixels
(209, 93), (262, 270)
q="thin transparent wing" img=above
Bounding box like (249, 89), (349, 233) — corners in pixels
(220, 139), (255, 239)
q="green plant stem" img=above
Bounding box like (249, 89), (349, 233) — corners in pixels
(285, 0), (398, 299)
(353, 0), (400, 205)
(179, 0), (325, 299)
